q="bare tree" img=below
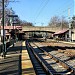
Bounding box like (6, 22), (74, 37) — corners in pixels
(0, 0), (9, 8)
(20, 20), (33, 26)
(49, 16), (60, 27)
(0, 0), (9, 25)
(60, 16), (68, 28)
(48, 16), (68, 28)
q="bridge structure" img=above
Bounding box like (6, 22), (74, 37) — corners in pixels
(22, 26), (64, 32)
(22, 26), (68, 39)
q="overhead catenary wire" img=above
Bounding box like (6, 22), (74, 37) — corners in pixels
(57, 6), (73, 18)
(47, 2), (73, 26)
(48, 1), (73, 27)
(34, 0), (50, 22)
(33, 0), (45, 18)
(34, 0), (73, 23)
(53, 1), (73, 17)
(33, 0), (73, 26)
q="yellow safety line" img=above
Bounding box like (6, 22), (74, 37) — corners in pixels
(22, 41), (35, 75)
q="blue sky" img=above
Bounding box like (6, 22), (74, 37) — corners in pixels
(8, 0), (74, 26)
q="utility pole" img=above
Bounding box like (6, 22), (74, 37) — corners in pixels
(68, 8), (72, 42)
(69, 0), (75, 42)
(74, 0), (75, 16)
(2, 0), (6, 58)
(41, 23), (44, 26)
(61, 17), (63, 30)
(1, 0), (19, 58)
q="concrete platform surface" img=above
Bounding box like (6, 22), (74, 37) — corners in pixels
(0, 41), (22, 75)
(22, 41), (35, 75)
(0, 41), (36, 75)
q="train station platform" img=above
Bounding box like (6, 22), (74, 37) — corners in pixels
(0, 41), (35, 75)
(22, 41), (35, 75)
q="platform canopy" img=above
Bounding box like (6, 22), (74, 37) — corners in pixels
(53, 29), (69, 35)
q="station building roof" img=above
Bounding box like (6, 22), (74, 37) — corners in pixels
(53, 29), (69, 35)
(0, 26), (22, 30)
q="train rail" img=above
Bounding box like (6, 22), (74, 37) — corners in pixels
(26, 40), (75, 75)
(38, 42), (75, 68)
(33, 42), (75, 75)
(26, 41), (52, 75)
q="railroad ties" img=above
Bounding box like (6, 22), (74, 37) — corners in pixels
(26, 41), (48, 75)
(26, 40), (75, 75)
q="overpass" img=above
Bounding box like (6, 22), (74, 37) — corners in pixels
(22, 26), (65, 33)
(22, 26), (68, 39)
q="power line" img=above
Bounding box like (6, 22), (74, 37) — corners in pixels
(33, 0), (73, 26)
(34, 0), (72, 23)
(34, 0), (50, 22)
(54, 1), (73, 17)
(33, 0), (45, 17)
(35, 0), (49, 21)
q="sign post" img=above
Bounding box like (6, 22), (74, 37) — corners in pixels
(8, 15), (18, 46)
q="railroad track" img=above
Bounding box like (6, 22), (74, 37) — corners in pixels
(33, 42), (75, 74)
(38, 42), (75, 69)
(26, 41), (51, 75)
(27, 41), (75, 75)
